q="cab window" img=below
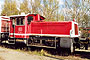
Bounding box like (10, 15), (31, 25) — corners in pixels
(16, 17), (25, 25)
(27, 16), (33, 24)
(10, 17), (16, 25)
(12, 18), (16, 25)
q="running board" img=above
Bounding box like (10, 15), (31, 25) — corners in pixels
(27, 44), (56, 49)
(8, 39), (15, 44)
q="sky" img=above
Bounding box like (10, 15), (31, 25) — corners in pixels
(0, 0), (4, 14)
(0, 0), (64, 14)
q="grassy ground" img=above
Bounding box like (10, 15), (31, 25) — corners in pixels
(15, 47), (90, 60)
(1, 45), (90, 60)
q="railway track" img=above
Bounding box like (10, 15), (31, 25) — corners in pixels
(74, 49), (90, 60)
(0, 43), (90, 60)
(0, 42), (90, 54)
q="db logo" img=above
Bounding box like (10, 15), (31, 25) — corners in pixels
(18, 27), (22, 31)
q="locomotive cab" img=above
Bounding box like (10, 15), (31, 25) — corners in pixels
(9, 14), (45, 44)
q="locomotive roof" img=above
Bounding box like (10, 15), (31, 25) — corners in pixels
(9, 13), (44, 17)
(0, 16), (10, 21)
(10, 14), (27, 17)
(0, 16), (9, 18)
(9, 13), (45, 20)
(10, 13), (31, 17)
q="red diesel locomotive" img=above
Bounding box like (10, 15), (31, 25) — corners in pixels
(5, 13), (80, 53)
(0, 16), (9, 41)
(0, 13), (85, 53)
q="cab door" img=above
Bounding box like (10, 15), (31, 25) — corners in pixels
(15, 16), (25, 38)
(10, 16), (25, 38)
(27, 16), (33, 33)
